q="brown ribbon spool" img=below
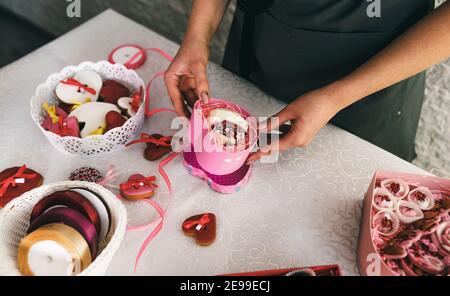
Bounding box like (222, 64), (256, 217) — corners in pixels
(18, 223), (92, 276)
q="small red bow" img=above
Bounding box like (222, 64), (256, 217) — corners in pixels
(120, 176), (158, 191)
(0, 165), (37, 197)
(60, 78), (97, 95)
(131, 88), (143, 113)
(127, 133), (172, 147)
(183, 214), (210, 231)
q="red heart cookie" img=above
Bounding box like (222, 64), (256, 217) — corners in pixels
(143, 134), (173, 161)
(99, 80), (130, 105)
(105, 111), (128, 133)
(119, 174), (158, 200)
(0, 166), (44, 208)
(182, 213), (216, 246)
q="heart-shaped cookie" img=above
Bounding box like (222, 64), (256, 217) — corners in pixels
(0, 166), (43, 208)
(55, 70), (103, 104)
(182, 213), (216, 246)
(69, 102), (120, 138)
(143, 134), (173, 161)
(120, 174), (158, 200)
(99, 80), (131, 105)
(105, 111), (128, 133)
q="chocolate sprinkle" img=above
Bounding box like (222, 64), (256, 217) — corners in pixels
(69, 167), (103, 183)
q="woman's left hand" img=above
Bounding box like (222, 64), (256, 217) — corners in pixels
(247, 86), (344, 163)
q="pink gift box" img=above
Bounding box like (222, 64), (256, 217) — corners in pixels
(358, 171), (450, 276)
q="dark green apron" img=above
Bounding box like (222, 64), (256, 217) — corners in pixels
(222, 0), (435, 161)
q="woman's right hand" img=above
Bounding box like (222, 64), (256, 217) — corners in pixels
(164, 37), (210, 117)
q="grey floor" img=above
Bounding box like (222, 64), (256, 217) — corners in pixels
(0, 7), (54, 68)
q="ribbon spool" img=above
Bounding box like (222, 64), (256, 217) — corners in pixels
(18, 224), (91, 276)
(28, 207), (99, 259)
(30, 190), (101, 236)
(70, 188), (111, 244)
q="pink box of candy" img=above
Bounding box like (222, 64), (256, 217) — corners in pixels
(358, 171), (450, 276)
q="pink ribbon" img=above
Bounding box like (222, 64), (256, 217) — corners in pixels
(0, 165), (37, 197)
(182, 214), (210, 231)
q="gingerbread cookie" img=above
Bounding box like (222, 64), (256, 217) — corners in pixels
(69, 102), (120, 138)
(55, 70), (103, 104)
(99, 80), (130, 105)
(120, 174), (158, 200)
(0, 166), (43, 208)
(105, 111), (128, 133)
(143, 134), (173, 161)
(182, 213), (216, 246)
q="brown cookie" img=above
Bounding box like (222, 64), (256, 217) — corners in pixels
(182, 213), (216, 246)
(144, 134), (173, 161)
(0, 166), (43, 208)
(99, 80), (130, 105)
(105, 111), (128, 132)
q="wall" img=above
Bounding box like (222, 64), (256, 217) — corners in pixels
(0, 0), (448, 174)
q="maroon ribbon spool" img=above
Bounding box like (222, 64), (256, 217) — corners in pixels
(30, 190), (101, 235)
(28, 207), (99, 259)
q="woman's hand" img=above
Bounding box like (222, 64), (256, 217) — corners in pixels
(164, 38), (210, 117)
(247, 86), (344, 163)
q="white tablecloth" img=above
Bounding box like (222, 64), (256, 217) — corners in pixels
(0, 10), (427, 276)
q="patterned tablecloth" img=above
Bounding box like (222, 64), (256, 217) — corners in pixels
(0, 10), (427, 276)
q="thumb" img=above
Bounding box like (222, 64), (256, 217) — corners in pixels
(260, 108), (292, 133)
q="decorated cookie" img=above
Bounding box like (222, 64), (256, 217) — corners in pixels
(69, 167), (103, 183)
(0, 166), (44, 208)
(207, 108), (249, 150)
(99, 80), (131, 105)
(143, 134), (173, 161)
(55, 70), (103, 104)
(69, 102), (120, 138)
(105, 111), (128, 133)
(117, 88), (142, 117)
(182, 213), (216, 246)
(120, 174), (158, 200)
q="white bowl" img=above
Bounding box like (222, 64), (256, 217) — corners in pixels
(30, 61), (146, 156)
(0, 181), (127, 276)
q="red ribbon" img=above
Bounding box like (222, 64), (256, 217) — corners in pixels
(182, 214), (210, 231)
(0, 165), (37, 197)
(60, 78), (97, 95)
(127, 133), (172, 147)
(131, 89), (143, 113)
(120, 176), (159, 191)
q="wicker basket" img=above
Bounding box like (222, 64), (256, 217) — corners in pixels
(0, 181), (127, 276)
(30, 61), (146, 156)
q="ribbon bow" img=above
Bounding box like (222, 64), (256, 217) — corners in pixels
(126, 133), (172, 147)
(131, 88), (143, 113)
(0, 165), (37, 198)
(182, 214), (210, 231)
(120, 176), (159, 191)
(61, 78), (97, 95)
(42, 103), (60, 124)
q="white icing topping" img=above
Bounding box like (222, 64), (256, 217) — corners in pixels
(69, 102), (120, 138)
(55, 70), (102, 104)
